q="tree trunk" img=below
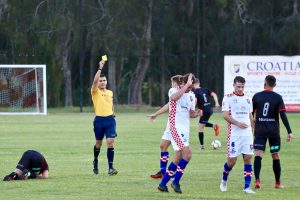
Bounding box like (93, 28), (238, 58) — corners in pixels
(89, 30), (97, 104)
(79, 0), (86, 112)
(148, 76), (152, 105)
(160, 37), (166, 105)
(108, 56), (117, 103)
(62, 29), (73, 107)
(129, 0), (153, 104)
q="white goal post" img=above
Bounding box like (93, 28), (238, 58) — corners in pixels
(0, 65), (47, 115)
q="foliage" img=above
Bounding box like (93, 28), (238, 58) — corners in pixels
(1, 0), (300, 106)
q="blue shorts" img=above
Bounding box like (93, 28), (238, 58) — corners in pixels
(93, 116), (117, 140)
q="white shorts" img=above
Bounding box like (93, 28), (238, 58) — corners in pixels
(170, 129), (189, 151)
(227, 134), (254, 158)
(162, 131), (172, 141)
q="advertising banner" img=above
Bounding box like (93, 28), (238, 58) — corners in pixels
(224, 56), (300, 112)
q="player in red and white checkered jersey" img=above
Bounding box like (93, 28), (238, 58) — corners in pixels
(157, 73), (202, 194)
(219, 76), (255, 194)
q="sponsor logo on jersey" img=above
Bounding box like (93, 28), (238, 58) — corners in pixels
(258, 118), (276, 121)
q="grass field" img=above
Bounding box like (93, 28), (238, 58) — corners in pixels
(1, 108), (299, 200)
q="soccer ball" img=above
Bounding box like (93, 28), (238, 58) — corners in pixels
(211, 140), (221, 149)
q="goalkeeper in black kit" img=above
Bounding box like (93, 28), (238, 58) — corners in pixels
(3, 150), (49, 181)
(252, 75), (293, 189)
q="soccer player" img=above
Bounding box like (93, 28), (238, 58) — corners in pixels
(157, 73), (202, 193)
(193, 78), (220, 150)
(252, 75), (293, 189)
(91, 59), (117, 175)
(219, 76), (255, 194)
(3, 150), (49, 181)
(148, 75), (183, 179)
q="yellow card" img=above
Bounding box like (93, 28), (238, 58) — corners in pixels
(102, 55), (108, 61)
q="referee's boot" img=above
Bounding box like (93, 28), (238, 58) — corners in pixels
(108, 168), (118, 175)
(93, 159), (99, 175)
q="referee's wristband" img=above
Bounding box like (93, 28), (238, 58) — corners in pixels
(98, 68), (102, 71)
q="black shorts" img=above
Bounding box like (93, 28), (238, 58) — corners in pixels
(199, 111), (212, 124)
(253, 137), (281, 153)
(16, 150), (48, 173)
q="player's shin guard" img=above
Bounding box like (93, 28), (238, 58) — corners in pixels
(273, 159), (281, 182)
(198, 132), (204, 145)
(160, 152), (169, 174)
(160, 162), (177, 186)
(222, 162), (232, 181)
(254, 156), (262, 180)
(244, 164), (253, 189)
(107, 148), (114, 169)
(94, 145), (100, 159)
(173, 159), (188, 184)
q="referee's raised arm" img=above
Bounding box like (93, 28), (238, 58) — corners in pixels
(92, 60), (105, 90)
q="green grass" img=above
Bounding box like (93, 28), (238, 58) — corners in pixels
(0, 109), (299, 200)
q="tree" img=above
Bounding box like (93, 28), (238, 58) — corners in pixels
(129, 0), (153, 104)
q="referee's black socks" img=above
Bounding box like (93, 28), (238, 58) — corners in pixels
(107, 148), (114, 169)
(94, 145), (100, 159)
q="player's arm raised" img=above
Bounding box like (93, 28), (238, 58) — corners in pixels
(91, 60), (105, 90)
(170, 73), (193, 101)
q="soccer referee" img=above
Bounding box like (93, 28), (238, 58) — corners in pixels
(91, 59), (117, 175)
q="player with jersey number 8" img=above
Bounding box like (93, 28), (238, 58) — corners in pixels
(252, 75), (293, 189)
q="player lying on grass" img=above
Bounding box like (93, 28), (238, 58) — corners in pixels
(3, 150), (49, 181)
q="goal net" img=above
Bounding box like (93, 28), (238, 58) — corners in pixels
(0, 65), (47, 115)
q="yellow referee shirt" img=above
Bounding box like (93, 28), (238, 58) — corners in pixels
(91, 88), (114, 117)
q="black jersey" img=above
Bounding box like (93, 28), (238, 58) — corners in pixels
(252, 90), (286, 138)
(193, 87), (213, 113)
(16, 150), (49, 174)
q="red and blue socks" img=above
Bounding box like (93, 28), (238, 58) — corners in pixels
(160, 162), (177, 186)
(244, 164), (253, 189)
(160, 152), (169, 174)
(222, 162), (232, 181)
(173, 159), (189, 184)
